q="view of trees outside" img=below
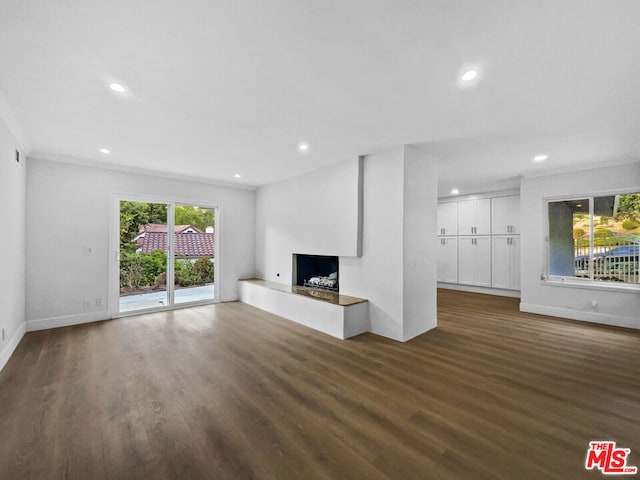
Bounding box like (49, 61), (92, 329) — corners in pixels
(119, 201), (215, 295)
(573, 193), (640, 243)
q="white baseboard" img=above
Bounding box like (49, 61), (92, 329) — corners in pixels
(0, 322), (26, 372)
(438, 283), (521, 298)
(26, 310), (110, 332)
(220, 295), (239, 302)
(519, 303), (639, 330)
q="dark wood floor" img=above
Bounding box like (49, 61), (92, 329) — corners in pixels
(1, 290), (639, 480)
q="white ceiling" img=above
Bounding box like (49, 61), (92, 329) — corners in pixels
(1, 0), (639, 193)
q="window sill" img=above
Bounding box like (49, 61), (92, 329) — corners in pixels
(542, 277), (640, 293)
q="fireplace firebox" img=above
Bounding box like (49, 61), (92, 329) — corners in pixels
(293, 254), (339, 292)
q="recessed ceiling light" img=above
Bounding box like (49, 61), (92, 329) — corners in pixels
(234, 174), (241, 178)
(576, 204), (583, 208)
(533, 154), (548, 162)
(298, 143), (309, 152)
(451, 188), (460, 195)
(109, 83), (126, 93)
(461, 70), (478, 82)
(99, 148), (110, 154)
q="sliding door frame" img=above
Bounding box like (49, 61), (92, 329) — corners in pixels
(108, 192), (221, 319)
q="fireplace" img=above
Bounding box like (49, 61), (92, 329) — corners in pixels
(293, 254), (339, 292)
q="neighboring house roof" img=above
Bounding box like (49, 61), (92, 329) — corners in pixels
(136, 224), (214, 257)
(140, 224), (203, 234)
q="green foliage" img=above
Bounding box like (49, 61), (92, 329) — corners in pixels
(594, 228), (611, 235)
(175, 206), (215, 231)
(193, 257), (215, 284)
(615, 193), (640, 221)
(175, 258), (198, 287)
(574, 213), (586, 220)
(622, 219), (639, 230)
(598, 216), (611, 225)
(120, 251), (144, 288)
(119, 249), (167, 288)
(154, 272), (167, 289)
(120, 201), (167, 253)
(174, 257), (214, 287)
(573, 228), (585, 240)
(140, 250), (167, 286)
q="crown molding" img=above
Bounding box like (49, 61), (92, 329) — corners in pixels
(28, 152), (258, 191)
(520, 157), (640, 179)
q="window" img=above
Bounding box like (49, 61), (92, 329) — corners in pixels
(547, 192), (640, 287)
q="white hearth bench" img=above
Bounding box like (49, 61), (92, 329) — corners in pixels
(238, 279), (369, 339)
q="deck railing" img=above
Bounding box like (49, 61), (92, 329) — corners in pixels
(575, 232), (640, 284)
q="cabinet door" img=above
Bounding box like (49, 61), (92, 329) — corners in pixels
(437, 202), (458, 236)
(474, 236), (492, 286)
(511, 236), (521, 290)
(458, 236), (491, 286)
(492, 236), (520, 290)
(458, 199), (491, 235)
(492, 196), (520, 235)
(437, 237), (458, 283)
(458, 237), (476, 285)
(492, 237), (512, 289)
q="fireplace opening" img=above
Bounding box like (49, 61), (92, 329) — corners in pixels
(293, 254), (339, 292)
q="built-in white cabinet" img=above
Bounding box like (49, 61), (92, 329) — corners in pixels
(492, 236), (520, 290)
(458, 199), (491, 235)
(492, 195), (520, 235)
(437, 202), (458, 236)
(437, 237), (458, 283)
(437, 193), (520, 292)
(458, 236), (491, 287)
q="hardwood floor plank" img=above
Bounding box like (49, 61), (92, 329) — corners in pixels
(0, 289), (638, 479)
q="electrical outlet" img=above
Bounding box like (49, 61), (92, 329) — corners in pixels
(95, 297), (102, 307)
(82, 300), (91, 309)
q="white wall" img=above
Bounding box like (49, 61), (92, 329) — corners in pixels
(255, 157), (362, 282)
(520, 162), (640, 328)
(256, 147), (439, 341)
(340, 148), (405, 339)
(26, 157), (256, 330)
(0, 116), (26, 370)
(402, 145), (438, 340)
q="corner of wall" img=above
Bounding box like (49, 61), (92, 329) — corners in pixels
(0, 98), (27, 372)
(0, 323), (26, 372)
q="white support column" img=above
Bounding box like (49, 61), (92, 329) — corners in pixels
(402, 145), (438, 341)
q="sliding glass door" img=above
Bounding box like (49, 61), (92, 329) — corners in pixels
(117, 198), (217, 315)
